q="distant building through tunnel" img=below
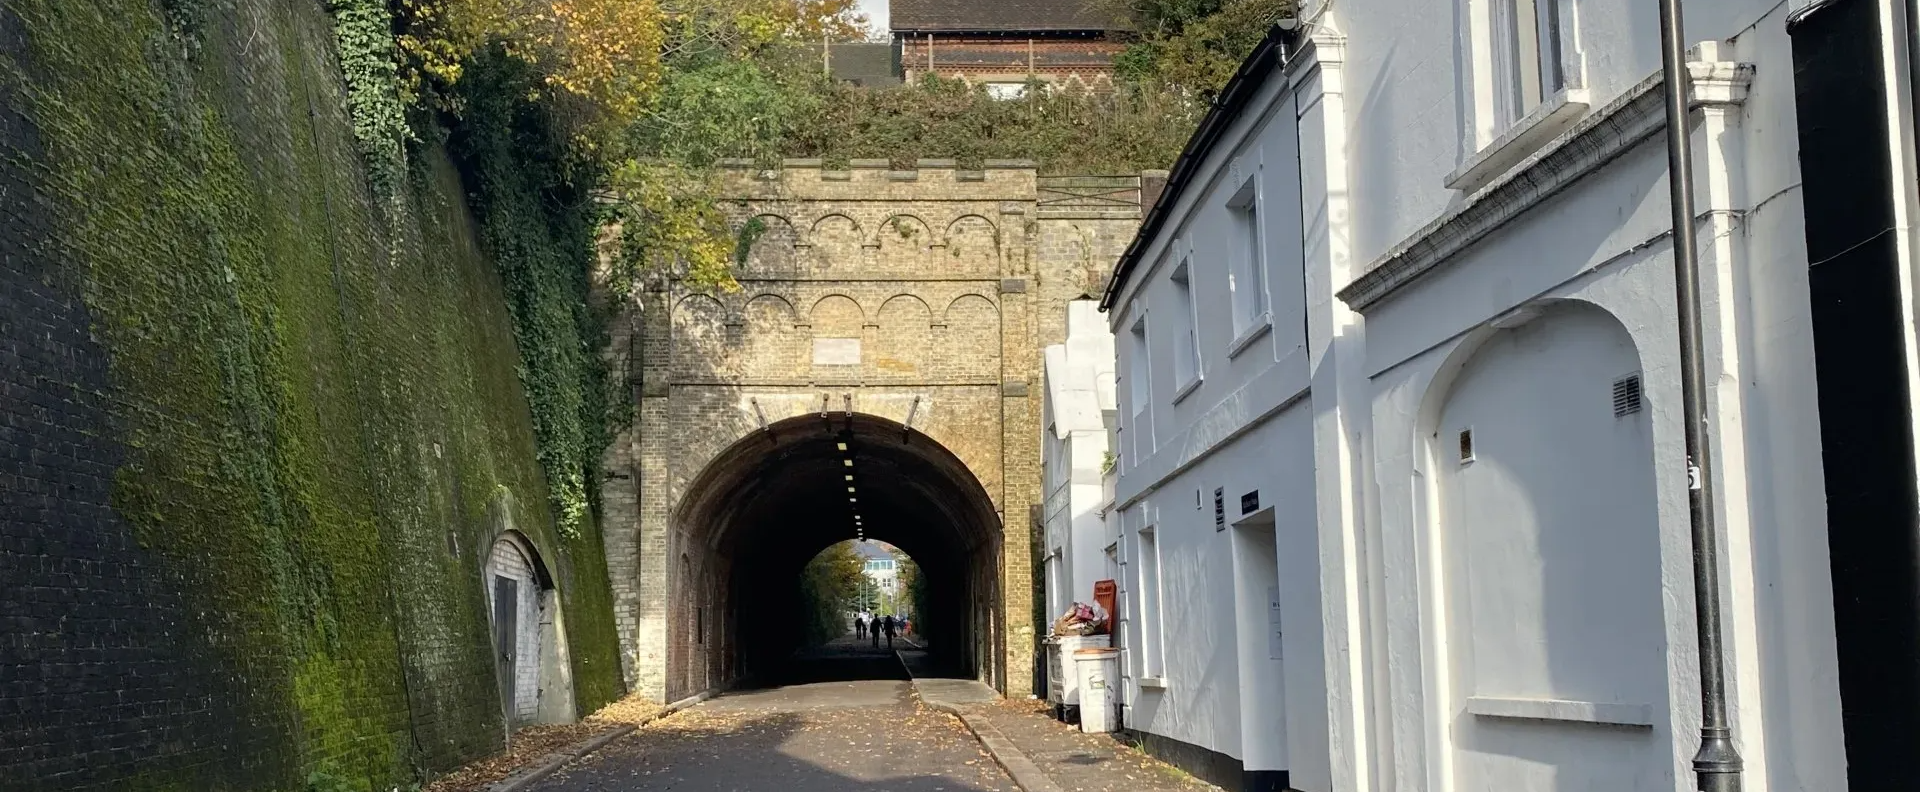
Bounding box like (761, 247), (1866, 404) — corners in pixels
(599, 161), (1152, 703)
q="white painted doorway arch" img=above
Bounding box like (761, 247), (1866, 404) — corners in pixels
(485, 532), (578, 728)
(1425, 301), (1670, 791)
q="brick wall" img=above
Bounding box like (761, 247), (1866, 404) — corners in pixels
(0, 1), (623, 789)
(900, 35), (1127, 86)
(0, 56), (293, 788)
(601, 161), (1143, 701)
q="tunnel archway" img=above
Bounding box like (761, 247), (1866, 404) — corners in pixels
(668, 412), (1004, 694)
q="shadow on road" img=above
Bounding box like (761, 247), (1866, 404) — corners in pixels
(741, 633), (916, 688)
(533, 685), (1014, 791)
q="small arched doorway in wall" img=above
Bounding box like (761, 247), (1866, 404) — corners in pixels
(485, 532), (577, 728)
(668, 412), (1004, 696)
(1424, 301), (1670, 790)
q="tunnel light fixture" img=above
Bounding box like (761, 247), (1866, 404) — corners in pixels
(847, 487), (856, 493)
(837, 442), (848, 451)
(843, 459), (852, 467)
(845, 474), (854, 481)
(849, 497), (857, 503)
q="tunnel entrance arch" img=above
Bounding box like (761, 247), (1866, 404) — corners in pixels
(665, 412), (1005, 696)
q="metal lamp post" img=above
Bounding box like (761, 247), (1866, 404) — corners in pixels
(1654, 0), (1744, 789)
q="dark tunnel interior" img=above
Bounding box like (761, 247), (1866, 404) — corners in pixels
(667, 413), (1003, 695)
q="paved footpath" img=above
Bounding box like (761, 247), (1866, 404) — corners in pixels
(527, 637), (1017, 792)
(903, 649), (1221, 792)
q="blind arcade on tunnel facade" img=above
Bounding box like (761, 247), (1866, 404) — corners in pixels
(598, 162), (1152, 705)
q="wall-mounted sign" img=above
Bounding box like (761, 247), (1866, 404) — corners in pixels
(1241, 490), (1260, 515)
(812, 337), (861, 365)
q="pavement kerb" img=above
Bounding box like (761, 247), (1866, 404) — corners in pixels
(486, 685), (727, 792)
(896, 651), (1066, 792)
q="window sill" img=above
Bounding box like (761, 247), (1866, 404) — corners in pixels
(1465, 696), (1654, 728)
(1138, 677), (1170, 691)
(1227, 316), (1273, 360)
(1446, 88), (1591, 194)
(1170, 376), (1203, 405)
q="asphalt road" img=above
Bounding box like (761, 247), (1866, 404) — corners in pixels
(528, 638), (1015, 792)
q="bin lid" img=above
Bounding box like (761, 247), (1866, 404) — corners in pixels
(1072, 648), (1120, 656)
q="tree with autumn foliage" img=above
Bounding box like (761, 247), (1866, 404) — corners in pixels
(800, 541), (869, 646)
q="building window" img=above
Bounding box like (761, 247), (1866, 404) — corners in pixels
(1137, 528), (1166, 678)
(1491, 0), (1566, 128)
(1227, 178), (1267, 337)
(1169, 259), (1201, 394)
(1127, 316), (1151, 462)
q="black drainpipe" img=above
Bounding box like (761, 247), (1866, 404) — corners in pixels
(1786, 1), (1920, 790)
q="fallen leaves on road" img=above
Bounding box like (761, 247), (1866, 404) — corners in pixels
(537, 689), (1018, 791)
(583, 692), (667, 726)
(421, 723), (616, 792)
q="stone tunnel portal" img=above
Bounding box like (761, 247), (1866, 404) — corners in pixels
(670, 412), (1004, 690)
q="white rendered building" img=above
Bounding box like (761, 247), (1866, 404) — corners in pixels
(1094, 1), (1920, 790)
(863, 556), (899, 596)
(1041, 301), (1121, 622)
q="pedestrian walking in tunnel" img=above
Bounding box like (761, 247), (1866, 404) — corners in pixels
(881, 613), (896, 649)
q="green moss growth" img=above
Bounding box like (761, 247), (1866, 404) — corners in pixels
(1, 0), (626, 788)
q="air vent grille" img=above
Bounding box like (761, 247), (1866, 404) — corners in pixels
(1613, 374), (1644, 417)
(1458, 428), (1475, 463)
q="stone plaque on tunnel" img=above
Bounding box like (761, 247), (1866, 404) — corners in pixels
(813, 338), (861, 365)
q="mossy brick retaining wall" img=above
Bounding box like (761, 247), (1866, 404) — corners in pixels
(0, 1), (625, 790)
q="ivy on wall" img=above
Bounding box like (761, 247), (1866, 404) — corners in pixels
(2, 2), (627, 790)
(446, 49), (613, 540)
(326, 0), (411, 193)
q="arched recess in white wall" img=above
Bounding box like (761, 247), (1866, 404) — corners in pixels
(1422, 300), (1670, 791)
(485, 532), (577, 728)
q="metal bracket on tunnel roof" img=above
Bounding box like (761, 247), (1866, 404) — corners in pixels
(751, 397), (774, 441)
(903, 396), (922, 440)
